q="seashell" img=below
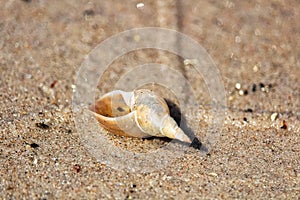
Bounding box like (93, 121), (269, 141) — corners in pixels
(89, 89), (191, 143)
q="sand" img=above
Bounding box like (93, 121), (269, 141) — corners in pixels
(0, 0), (299, 199)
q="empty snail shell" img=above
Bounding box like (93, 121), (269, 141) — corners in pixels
(89, 89), (191, 143)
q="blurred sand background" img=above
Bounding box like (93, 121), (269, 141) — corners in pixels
(0, 0), (299, 199)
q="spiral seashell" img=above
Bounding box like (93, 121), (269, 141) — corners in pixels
(89, 89), (191, 143)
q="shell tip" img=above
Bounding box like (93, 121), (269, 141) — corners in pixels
(174, 132), (192, 143)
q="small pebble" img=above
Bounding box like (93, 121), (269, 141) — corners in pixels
(235, 36), (241, 43)
(252, 84), (257, 92)
(245, 108), (253, 113)
(23, 73), (32, 79)
(253, 65), (259, 72)
(50, 80), (58, 88)
(259, 83), (265, 91)
(235, 83), (241, 90)
(25, 144), (32, 151)
(270, 113), (278, 121)
(71, 84), (76, 92)
(280, 120), (288, 130)
(208, 172), (218, 177)
(83, 9), (95, 17)
(126, 195), (133, 200)
(73, 164), (81, 173)
(136, 2), (145, 9)
(30, 143), (39, 148)
(36, 122), (50, 129)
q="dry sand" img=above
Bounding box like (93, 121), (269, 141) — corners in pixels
(0, 0), (299, 199)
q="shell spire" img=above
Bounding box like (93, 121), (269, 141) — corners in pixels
(160, 115), (191, 143)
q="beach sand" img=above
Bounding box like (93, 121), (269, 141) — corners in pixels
(0, 0), (299, 199)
